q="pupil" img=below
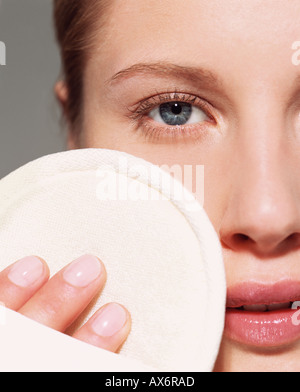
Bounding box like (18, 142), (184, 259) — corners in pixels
(171, 103), (182, 115)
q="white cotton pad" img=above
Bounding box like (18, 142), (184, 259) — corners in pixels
(0, 148), (226, 372)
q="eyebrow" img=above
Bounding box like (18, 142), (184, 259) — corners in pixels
(106, 62), (224, 90)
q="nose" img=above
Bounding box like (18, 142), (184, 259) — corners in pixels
(219, 129), (300, 257)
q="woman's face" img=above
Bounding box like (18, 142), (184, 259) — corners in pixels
(64, 0), (300, 371)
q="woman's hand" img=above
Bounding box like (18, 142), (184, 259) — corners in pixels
(0, 255), (131, 353)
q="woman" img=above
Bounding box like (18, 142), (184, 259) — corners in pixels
(1, 0), (300, 372)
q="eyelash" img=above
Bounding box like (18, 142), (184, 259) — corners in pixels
(128, 92), (216, 143)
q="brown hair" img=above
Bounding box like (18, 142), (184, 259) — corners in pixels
(53, 0), (110, 136)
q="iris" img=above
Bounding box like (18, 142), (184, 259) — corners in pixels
(159, 102), (192, 126)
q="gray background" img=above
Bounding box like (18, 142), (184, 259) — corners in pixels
(0, 0), (65, 179)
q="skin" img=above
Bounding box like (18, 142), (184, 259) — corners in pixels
(73, 0), (300, 371)
(2, 0), (300, 371)
(0, 256), (131, 353)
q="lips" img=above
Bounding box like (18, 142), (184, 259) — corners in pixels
(225, 281), (300, 347)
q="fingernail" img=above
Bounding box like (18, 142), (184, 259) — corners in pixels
(63, 255), (102, 288)
(8, 256), (44, 288)
(92, 303), (128, 337)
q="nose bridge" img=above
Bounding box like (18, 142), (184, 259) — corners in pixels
(235, 134), (287, 228)
(220, 104), (300, 254)
(234, 95), (284, 201)
(238, 111), (283, 202)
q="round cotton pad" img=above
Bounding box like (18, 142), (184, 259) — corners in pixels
(0, 148), (226, 372)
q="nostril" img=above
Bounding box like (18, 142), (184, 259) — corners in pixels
(287, 233), (297, 242)
(223, 232), (300, 256)
(233, 233), (254, 247)
(221, 233), (253, 251)
(235, 234), (250, 242)
(285, 233), (300, 248)
(271, 232), (300, 256)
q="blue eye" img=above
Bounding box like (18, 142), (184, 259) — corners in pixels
(149, 101), (209, 126)
(159, 102), (191, 125)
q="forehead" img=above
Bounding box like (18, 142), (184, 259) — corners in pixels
(90, 0), (300, 95)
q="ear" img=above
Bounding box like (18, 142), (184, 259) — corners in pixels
(54, 80), (79, 150)
(54, 80), (68, 116)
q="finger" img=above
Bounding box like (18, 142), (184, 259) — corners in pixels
(19, 254), (107, 332)
(73, 303), (131, 353)
(0, 256), (49, 310)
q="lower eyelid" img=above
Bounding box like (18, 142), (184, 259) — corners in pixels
(138, 117), (215, 144)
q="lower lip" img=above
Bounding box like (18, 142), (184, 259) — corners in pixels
(225, 307), (300, 347)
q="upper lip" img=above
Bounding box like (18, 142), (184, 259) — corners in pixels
(226, 280), (300, 308)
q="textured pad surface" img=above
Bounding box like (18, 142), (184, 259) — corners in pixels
(0, 148), (226, 371)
